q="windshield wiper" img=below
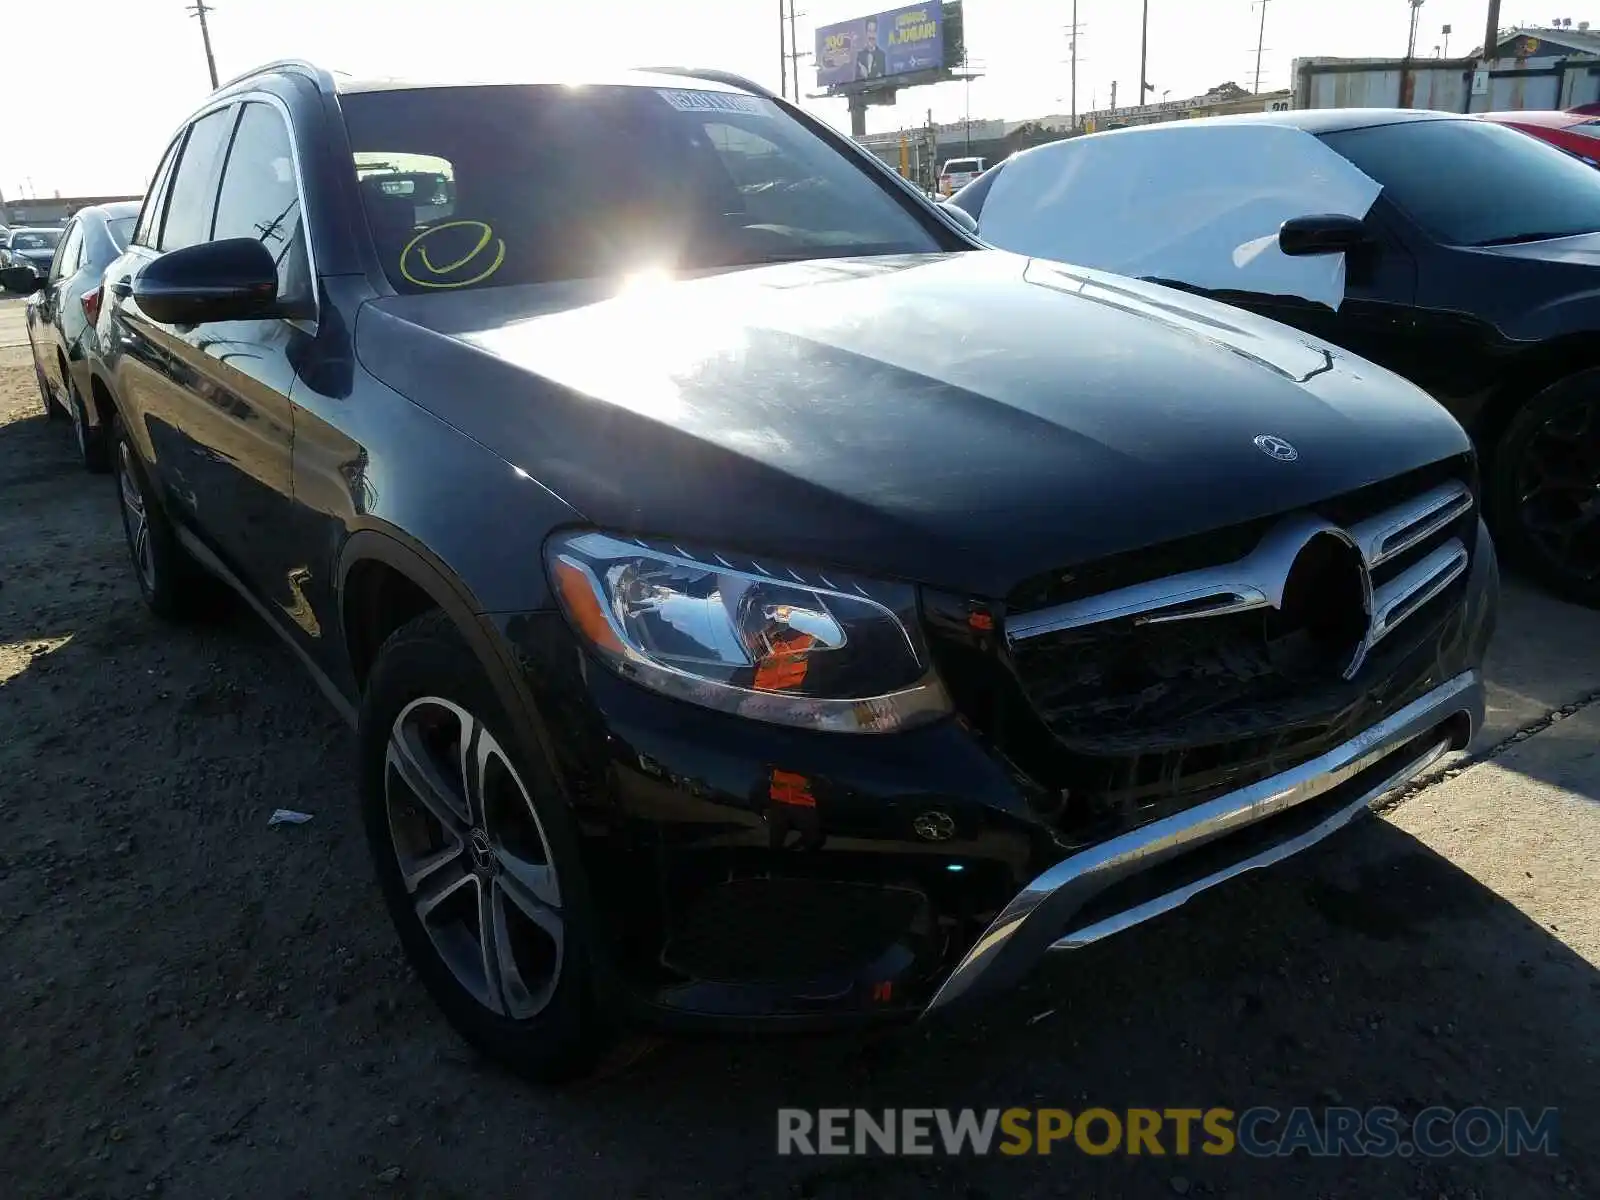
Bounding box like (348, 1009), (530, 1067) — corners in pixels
(1472, 230), (1595, 247)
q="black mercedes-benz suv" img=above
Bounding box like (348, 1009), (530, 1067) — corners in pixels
(92, 60), (1496, 1081)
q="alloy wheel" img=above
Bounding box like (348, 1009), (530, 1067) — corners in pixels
(384, 696), (564, 1019)
(1515, 395), (1600, 585)
(68, 383), (87, 459)
(117, 443), (155, 593)
(34, 363), (55, 418)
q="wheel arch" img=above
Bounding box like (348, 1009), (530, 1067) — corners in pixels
(87, 371), (119, 434)
(1470, 335), (1600, 468)
(336, 529), (563, 781)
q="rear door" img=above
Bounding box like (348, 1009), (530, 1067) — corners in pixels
(35, 220), (84, 397)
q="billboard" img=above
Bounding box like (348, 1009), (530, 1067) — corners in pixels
(815, 5), (945, 88)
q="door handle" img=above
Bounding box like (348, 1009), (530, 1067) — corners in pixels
(110, 276), (133, 298)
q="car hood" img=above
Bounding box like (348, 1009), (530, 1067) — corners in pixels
(356, 250), (1470, 597)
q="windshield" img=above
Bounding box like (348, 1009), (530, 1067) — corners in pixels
(340, 83), (943, 294)
(107, 216), (136, 251)
(1322, 119), (1600, 246)
(11, 230), (61, 251)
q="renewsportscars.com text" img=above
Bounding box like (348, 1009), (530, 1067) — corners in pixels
(776, 1106), (1559, 1159)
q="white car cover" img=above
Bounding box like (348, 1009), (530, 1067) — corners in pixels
(971, 123), (1383, 311)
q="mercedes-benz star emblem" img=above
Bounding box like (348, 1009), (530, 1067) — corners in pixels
(1254, 434), (1299, 462)
(912, 811), (956, 842)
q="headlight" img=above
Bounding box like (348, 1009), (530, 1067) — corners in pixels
(545, 530), (950, 733)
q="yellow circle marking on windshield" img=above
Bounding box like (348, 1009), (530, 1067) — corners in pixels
(400, 220), (506, 289)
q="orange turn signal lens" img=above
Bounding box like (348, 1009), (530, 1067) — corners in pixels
(551, 558), (623, 654)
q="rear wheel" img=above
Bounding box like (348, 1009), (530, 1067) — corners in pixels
(112, 418), (224, 620)
(34, 360), (62, 421)
(359, 612), (617, 1082)
(65, 374), (109, 473)
(1489, 370), (1600, 608)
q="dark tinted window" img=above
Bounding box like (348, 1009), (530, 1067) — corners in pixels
(341, 83), (943, 294)
(134, 139), (181, 247)
(11, 230), (60, 250)
(160, 106), (237, 251)
(213, 102), (311, 300)
(107, 217), (136, 250)
(1323, 118), (1600, 246)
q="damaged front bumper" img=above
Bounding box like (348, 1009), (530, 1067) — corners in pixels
(922, 667), (1483, 1015)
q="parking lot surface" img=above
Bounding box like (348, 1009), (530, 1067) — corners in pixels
(1, 300), (1596, 1198)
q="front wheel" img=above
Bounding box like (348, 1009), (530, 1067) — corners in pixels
(1489, 371), (1600, 608)
(359, 611), (616, 1082)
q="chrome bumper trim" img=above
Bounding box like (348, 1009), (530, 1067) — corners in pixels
(922, 669), (1482, 1015)
(1050, 735), (1451, 950)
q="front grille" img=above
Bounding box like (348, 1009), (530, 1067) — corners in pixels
(998, 462), (1477, 842)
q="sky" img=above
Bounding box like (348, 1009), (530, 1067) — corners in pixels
(6, 0), (1600, 198)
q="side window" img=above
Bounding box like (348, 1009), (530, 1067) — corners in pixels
(133, 138), (182, 248)
(49, 222), (83, 282)
(213, 102), (311, 301)
(159, 106), (237, 252)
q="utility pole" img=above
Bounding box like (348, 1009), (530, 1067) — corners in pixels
(1110, 80), (1118, 111)
(1066, 1), (1083, 128)
(788, 2), (801, 103)
(1253, 0), (1271, 93)
(187, 1), (220, 90)
(778, 0), (788, 99)
(1481, 0), (1502, 60)
(1138, 0), (1150, 108)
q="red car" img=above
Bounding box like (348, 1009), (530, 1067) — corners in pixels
(1479, 109), (1600, 166)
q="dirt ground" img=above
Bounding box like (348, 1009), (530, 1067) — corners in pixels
(1, 300), (1597, 1199)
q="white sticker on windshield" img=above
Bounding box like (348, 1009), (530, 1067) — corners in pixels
(656, 88), (767, 116)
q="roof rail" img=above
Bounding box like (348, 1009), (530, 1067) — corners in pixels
(641, 67), (781, 101)
(214, 58), (335, 95)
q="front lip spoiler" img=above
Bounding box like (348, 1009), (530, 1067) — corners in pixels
(922, 669), (1483, 1015)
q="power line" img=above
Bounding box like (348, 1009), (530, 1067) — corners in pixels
(187, 1), (219, 91)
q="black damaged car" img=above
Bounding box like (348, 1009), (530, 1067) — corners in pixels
(94, 61), (1496, 1080)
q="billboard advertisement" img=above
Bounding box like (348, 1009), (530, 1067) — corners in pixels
(815, 5), (945, 88)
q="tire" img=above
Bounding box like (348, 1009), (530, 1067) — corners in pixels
(111, 416), (224, 621)
(65, 373), (109, 473)
(359, 611), (617, 1082)
(35, 360), (63, 421)
(1487, 370), (1600, 609)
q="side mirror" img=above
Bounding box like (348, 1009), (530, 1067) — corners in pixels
(939, 201), (979, 235)
(132, 237), (279, 325)
(0, 264), (41, 293)
(1279, 214), (1372, 257)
